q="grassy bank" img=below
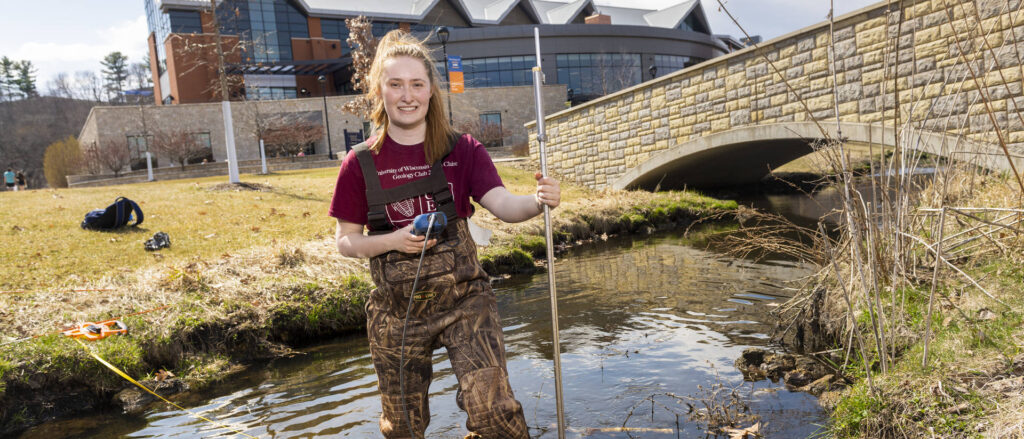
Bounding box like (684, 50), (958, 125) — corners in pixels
(0, 164), (736, 434)
(770, 169), (1024, 437)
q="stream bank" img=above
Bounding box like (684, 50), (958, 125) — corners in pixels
(0, 186), (736, 436)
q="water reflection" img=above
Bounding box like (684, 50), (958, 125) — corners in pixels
(21, 225), (826, 439)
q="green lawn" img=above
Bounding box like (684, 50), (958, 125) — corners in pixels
(1, 168), (341, 291)
(0, 163), (625, 291)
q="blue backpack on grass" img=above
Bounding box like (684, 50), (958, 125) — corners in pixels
(81, 197), (144, 230)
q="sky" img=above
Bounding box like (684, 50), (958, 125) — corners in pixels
(0, 0), (881, 92)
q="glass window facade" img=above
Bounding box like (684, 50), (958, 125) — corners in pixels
(678, 14), (708, 34)
(371, 22), (401, 38)
(215, 0), (308, 63)
(461, 55), (535, 88)
(320, 18), (350, 55)
(652, 54), (704, 76)
(409, 24), (438, 33)
(556, 53), (641, 100)
(247, 86), (298, 100)
(323, 20), (430, 57)
(144, 0), (171, 76)
(168, 10), (203, 34)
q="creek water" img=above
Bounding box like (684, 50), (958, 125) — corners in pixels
(22, 190), (835, 439)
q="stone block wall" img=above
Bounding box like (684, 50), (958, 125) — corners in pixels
(530, 0), (1024, 189)
(452, 84), (566, 146)
(77, 84), (565, 179)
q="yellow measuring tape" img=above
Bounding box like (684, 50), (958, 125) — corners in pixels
(74, 338), (259, 438)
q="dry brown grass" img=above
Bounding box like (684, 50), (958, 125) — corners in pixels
(0, 163), (732, 349)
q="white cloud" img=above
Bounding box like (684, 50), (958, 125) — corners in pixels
(11, 15), (149, 88)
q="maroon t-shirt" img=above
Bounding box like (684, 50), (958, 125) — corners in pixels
(329, 133), (504, 231)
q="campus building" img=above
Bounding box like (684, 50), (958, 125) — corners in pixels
(73, 0), (735, 186)
(145, 0), (730, 105)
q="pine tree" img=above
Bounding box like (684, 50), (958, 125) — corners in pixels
(0, 56), (18, 101)
(14, 60), (37, 98)
(100, 51), (129, 104)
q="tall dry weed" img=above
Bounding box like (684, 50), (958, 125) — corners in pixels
(715, 2), (1024, 421)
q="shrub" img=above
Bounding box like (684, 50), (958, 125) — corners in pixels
(42, 136), (83, 188)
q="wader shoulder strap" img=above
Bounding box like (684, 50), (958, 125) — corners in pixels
(352, 137), (460, 233)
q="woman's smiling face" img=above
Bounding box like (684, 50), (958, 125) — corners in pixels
(380, 56), (432, 133)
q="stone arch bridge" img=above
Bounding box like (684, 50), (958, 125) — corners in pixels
(528, 0), (1024, 190)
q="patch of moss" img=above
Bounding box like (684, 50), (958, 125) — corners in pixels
(512, 235), (547, 257)
(268, 275), (372, 343)
(479, 246), (536, 275)
(176, 353), (232, 390)
(619, 212), (649, 232)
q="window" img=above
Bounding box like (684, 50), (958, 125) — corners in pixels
(145, 0), (172, 75)
(556, 53), (641, 102)
(321, 18), (351, 56)
(214, 0), (309, 63)
(127, 135), (152, 159)
(168, 10), (203, 34)
(371, 22), (401, 38)
(127, 134), (156, 170)
(652, 54), (704, 77)
(461, 55), (535, 88)
(246, 86), (298, 100)
(477, 113), (502, 147)
(678, 14), (709, 34)
(189, 132), (214, 164)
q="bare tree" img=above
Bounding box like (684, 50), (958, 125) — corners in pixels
(74, 71), (105, 102)
(47, 72), (76, 99)
(261, 116), (324, 157)
(84, 137), (132, 177)
(456, 119), (503, 147)
(151, 129), (210, 170)
(341, 16), (376, 119)
(128, 58), (152, 91)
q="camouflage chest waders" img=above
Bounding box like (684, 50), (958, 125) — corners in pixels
(353, 142), (529, 439)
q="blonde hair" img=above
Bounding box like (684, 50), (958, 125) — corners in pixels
(367, 29), (456, 164)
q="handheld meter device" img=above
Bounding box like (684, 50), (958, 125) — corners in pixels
(412, 212), (447, 236)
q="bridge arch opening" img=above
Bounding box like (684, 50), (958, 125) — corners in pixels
(611, 122), (1005, 191)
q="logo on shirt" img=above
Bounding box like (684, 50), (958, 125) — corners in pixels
(385, 182), (455, 227)
(391, 198), (416, 217)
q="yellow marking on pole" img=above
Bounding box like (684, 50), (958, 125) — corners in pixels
(73, 338), (258, 439)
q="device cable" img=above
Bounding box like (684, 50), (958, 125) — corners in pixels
(399, 213), (437, 439)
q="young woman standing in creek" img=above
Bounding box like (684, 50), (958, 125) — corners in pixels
(329, 30), (560, 438)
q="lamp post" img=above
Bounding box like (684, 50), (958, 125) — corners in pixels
(649, 64), (657, 79)
(318, 75), (334, 160)
(436, 26), (453, 125)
